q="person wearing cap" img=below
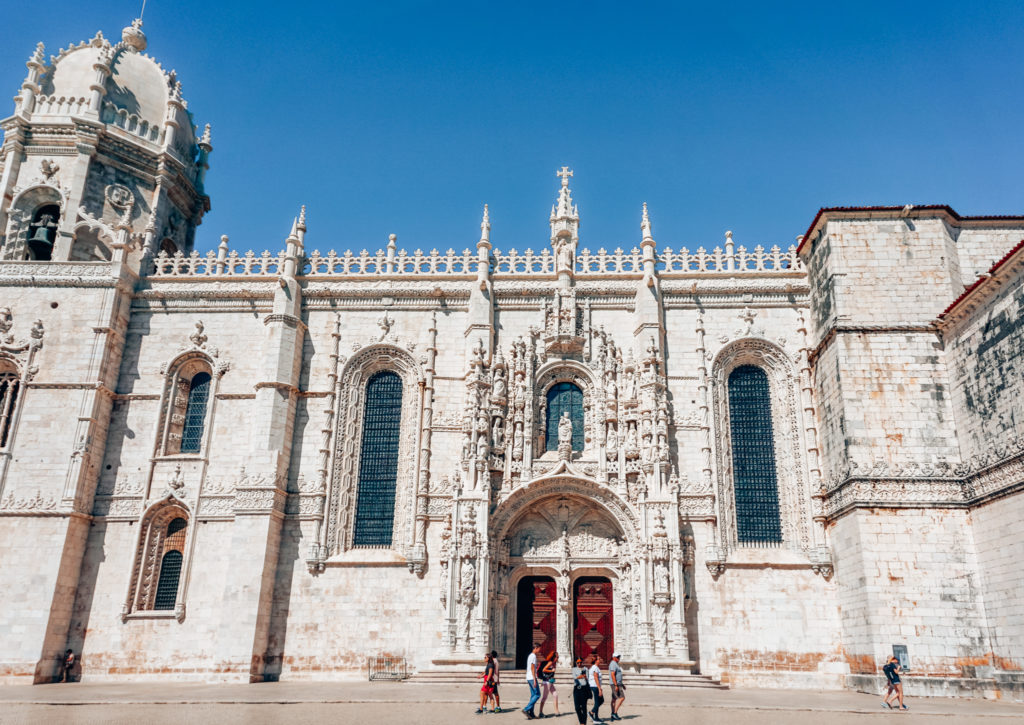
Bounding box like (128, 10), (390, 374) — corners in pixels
(608, 652), (625, 720)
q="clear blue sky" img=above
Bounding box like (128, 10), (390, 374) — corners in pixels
(3, 1), (1022, 254)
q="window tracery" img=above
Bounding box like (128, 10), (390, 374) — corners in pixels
(353, 371), (403, 547)
(160, 357), (214, 456)
(727, 365), (782, 543)
(124, 501), (190, 620)
(712, 338), (812, 553)
(326, 344), (423, 556)
(545, 382), (583, 452)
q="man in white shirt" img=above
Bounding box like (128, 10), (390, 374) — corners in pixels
(522, 644), (542, 719)
(588, 655), (605, 722)
(608, 652), (625, 721)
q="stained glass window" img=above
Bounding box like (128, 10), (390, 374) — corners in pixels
(546, 382), (583, 452)
(353, 371), (403, 547)
(727, 365), (783, 544)
(180, 372), (211, 453)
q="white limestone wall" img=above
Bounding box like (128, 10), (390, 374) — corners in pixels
(971, 497), (1024, 670)
(69, 519), (238, 680)
(274, 520), (446, 677)
(943, 268), (1024, 463)
(956, 227), (1024, 281)
(830, 508), (989, 677)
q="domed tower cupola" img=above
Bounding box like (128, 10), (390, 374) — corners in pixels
(0, 18), (212, 265)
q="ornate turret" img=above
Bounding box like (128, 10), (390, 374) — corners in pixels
(0, 19), (212, 264)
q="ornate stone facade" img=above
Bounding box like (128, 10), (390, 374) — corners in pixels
(2, 19), (1024, 697)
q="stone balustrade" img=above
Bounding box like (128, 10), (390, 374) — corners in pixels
(149, 243), (803, 279)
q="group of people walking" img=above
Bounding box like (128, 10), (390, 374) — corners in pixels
(478, 645), (624, 722)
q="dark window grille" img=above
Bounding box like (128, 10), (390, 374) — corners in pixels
(181, 372), (211, 453)
(727, 365), (783, 544)
(545, 382), (584, 452)
(353, 371), (403, 547)
(154, 550), (183, 610)
(0, 374), (20, 448)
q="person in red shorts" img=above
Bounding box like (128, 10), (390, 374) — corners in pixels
(477, 652), (497, 714)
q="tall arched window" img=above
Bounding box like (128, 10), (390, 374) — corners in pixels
(353, 371), (403, 547)
(546, 382), (584, 452)
(154, 517), (187, 610)
(727, 365), (782, 544)
(0, 366), (20, 449)
(180, 372), (211, 453)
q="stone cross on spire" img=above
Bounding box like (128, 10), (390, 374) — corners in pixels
(550, 167), (580, 284)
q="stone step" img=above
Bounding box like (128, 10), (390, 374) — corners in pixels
(406, 669), (727, 689)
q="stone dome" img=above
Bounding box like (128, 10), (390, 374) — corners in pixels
(39, 24), (172, 145)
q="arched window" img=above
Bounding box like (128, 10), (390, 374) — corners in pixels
(0, 366), (20, 449)
(353, 371), (403, 547)
(180, 372), (211, 454)
(27, 204), (60, 260)
(153, 517), (187, 610)
(545, 382), (583, 452)
(727, 365), (782, 544)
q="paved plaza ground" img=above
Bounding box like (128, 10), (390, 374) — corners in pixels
(0, 681), (1023, 724)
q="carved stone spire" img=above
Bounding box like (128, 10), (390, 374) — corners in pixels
(550, 167), (579, 287)
(478, 204), (491, 249)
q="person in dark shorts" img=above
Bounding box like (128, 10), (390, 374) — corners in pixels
(571, 657), (591, 724)
(882, 656), (908, 710)
(477, 652), (496, 714)
(608, 652), (625, 720)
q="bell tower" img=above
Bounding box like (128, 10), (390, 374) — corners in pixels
(0, 18), (211, 266)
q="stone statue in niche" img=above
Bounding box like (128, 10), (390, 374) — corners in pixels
(558, 411), (573, 447)
(654, 560), (670, 593)
(492, 416), (504, 447)
(492, 367), (507, 400)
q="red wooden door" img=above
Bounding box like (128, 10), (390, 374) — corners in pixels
(574, 577), (614, 662)
(517, 577), (558, 667)
(532, 579), (557, 657)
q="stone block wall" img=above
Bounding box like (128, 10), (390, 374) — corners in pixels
(943, 271), (1024, 462)
(830, 508), (989, 676)
(970, 497), (1024, 671)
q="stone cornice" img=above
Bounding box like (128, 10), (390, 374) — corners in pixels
(824, 445), (1024, 518)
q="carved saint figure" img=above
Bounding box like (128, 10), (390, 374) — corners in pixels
(492, 416), (504, 447)
(625, 370), (637, 400)
(654, 560), (670, 593)
(492, 367), (507, 400)
(558, 411), (573, 447)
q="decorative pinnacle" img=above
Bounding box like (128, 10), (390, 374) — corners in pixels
(297, 205), (307, 231)
(200, 123), (212, 146)
(29, 42), (45, 66)
(641, 202), (653, 242)
(388, 233), (398, 253)
(552, 166), (578, 221)
(479, 204), (491, 246)
(218, 234), (229, 252)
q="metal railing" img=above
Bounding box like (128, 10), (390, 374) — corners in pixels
(368, 655), (408, 681)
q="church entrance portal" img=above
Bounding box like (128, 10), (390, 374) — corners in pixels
(574, 577), (614, 663)
(516, 576), (557, 668)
